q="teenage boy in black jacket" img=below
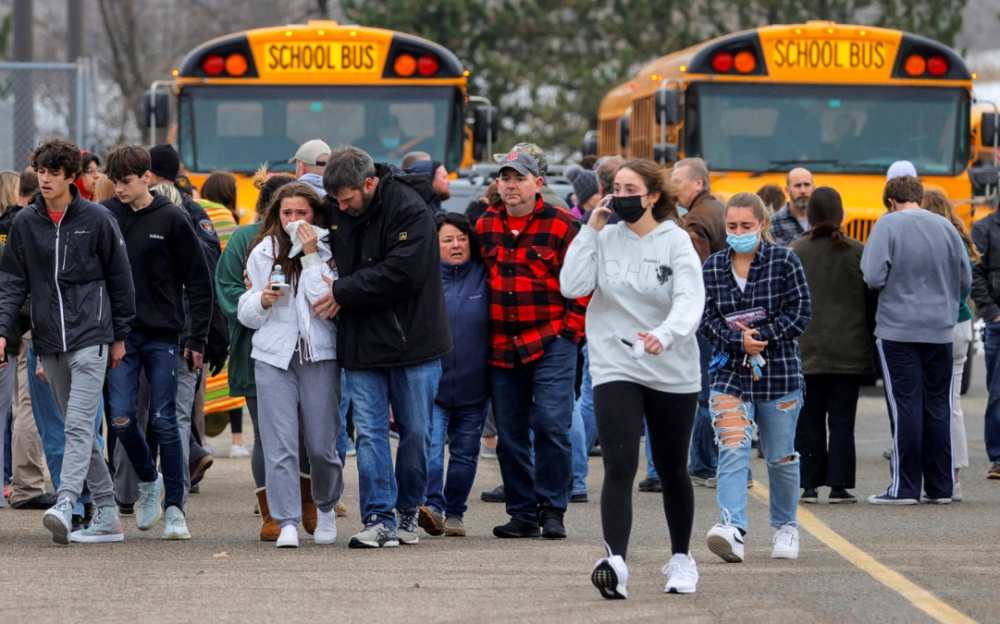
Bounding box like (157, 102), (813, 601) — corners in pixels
(101, 145), (213, 541)
(0, 138), (135, 545)
(319, 146), (452, 549)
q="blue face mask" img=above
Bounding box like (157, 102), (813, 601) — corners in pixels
(726, 227), (761, 254)
(381, 137), (401, 150)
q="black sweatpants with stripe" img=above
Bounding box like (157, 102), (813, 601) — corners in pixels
(877, 339), (954, 500)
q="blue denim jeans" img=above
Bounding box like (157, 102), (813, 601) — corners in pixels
(336, 369), (351, 463)
(490, 337), (577, 522)
(425, 402), (489, 519)
(645, 424), (659, 479)
(712, 389), (802, 531)
(688, 335), (718, 479)
(570, 344), (596, 495)
(346, 359), (441, 529)
(983, 322), (1000, 463)
(106, 332), (185, 511)
(28, 341), (102, 516)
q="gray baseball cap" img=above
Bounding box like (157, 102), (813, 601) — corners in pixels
(497, 150), (540, 177)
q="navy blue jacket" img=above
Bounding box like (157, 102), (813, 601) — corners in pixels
(435, 258), (489, 409)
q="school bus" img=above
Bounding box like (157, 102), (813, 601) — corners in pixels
(149, 21), (493, 222)
(594, 22), (998, 239)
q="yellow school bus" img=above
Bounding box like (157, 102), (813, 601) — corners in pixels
(595, 22), (996, 239)
(152, 21), (487, 222)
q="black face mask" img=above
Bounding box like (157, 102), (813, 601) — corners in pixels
(612, 195), (646, 223)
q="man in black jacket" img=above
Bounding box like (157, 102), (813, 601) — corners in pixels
(318, 146), (452, 548)
(101, 145), (213, 540)
(0, 138), (135, 545)
(971, 208), (1000, 480)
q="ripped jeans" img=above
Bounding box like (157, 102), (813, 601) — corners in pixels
(711, 389), (802, 532)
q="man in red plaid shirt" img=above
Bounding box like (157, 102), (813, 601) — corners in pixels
(476, 150), (587, 540)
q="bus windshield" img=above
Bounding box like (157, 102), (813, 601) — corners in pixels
(178, 85), (463, 174)
(686, 83), (969, 176)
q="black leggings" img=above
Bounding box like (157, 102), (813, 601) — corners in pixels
(593, 381), (698, 559)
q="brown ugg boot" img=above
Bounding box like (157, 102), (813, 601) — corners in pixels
(256, 488), (280, 542)
(301, 474), (317, 535)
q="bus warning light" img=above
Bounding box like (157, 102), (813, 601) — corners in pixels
(394, 54), (417, 77)
(225, 54), (249, 76)
(711, 52), (733, 73)
(904, 54), (926, 76)
(734, 51), (756, 73)
(172, 69), (179, 77)
(927, 56), (948, 76)
(418, 55), (439, 76)
(203, 54), (225, 76)
(463, 70), (470, 77)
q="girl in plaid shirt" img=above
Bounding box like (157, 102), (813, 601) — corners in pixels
(699, 193), (811, 564)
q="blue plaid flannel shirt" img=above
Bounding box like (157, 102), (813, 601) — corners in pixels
(770, 204), (806, 247)
(699, 241), (812, 403)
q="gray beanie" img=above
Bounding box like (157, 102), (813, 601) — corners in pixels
(571, 170), (599, 206)
(564, 163), (583, 183)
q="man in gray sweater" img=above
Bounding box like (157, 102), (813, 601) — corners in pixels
(861, 175), (971, 505)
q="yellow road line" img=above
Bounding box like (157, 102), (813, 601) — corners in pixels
(749, 482), (977, 624)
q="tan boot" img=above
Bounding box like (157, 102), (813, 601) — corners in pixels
(256, 488), (280, 542)
(301, 474), (317, 535)
(334, 501), (348, 517)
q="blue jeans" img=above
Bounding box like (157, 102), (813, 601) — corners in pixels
(28, 341), (103, 516)
(346, 359), (441, 529)
(712, 389), (802, 532)
(983, 322), (1000, 463)
(645, 424), (659, 479)
(570, 344), (596, 495)
(106, 333), (185, 511)
(490, 337), (576, 522)
(425, 402), (489, 519)
(688, 335), (718, 479)
(336, 369), (351, 463)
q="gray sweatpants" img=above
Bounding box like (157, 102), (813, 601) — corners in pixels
(39, 346), (115, 509)
(114, 354), (197, 505)
(0, 355), (16, 508)
(256, 356), (343, 528)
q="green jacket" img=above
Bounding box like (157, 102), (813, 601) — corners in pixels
(214, 223), (261, 397)
(790, 233), (876, 375)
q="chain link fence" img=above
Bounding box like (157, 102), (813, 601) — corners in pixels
(0, 59), (99, 172)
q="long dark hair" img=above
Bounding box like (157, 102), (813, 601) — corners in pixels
(248, 182), (327, 290)
(202, 171), (238, 219)
(436, 212), (481, 261)
(807, 186), (848, 249)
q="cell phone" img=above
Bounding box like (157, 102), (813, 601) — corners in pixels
(186, 351), (196, 372)
(270, 282), (291, 307)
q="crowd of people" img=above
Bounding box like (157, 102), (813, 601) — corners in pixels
(0, 133), (995, 602)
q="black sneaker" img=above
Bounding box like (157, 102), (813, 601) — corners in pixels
(588, 445), (602, 457)
(11, 491), (57, 510)
(829, 488), (857, 504)
(189, 453), (214, 486)
(800, 488), (819, 504)
(540, 511), (567, 539)
(116, 500), (134, 517)
(493, 518), (540, 538)
(570, 492), (589, 503)
(638, 477), (662, 492)
(481, 484), (505, 503)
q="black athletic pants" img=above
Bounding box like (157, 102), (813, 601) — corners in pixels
(593, 381), (698, 559)
(796, 374), (861, 489)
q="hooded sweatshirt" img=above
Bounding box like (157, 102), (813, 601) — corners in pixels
(102, 194), (214, 352)
(560, 219), (704, 393)
(408, 159), (444, 213)
(298, 173), (327, 198)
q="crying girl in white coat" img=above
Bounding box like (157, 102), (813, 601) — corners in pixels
(239, 182), (343, 548)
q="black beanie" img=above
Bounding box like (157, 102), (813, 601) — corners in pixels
(150, 144), (181, 181)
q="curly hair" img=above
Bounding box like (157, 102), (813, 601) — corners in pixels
(30, 137), (82, 181)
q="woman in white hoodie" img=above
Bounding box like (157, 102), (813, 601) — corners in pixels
(562, 159), (705, 599)
(238, 182), (343, 549)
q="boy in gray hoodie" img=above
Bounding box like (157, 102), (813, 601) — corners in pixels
(861, 175), (970, 505)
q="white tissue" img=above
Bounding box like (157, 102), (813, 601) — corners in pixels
(285, 220), (329, 258)
(632, 339), (645, 360)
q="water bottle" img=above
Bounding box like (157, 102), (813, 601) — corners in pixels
(269, 264), (285, 285)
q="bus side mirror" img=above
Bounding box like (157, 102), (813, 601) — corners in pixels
(982, 113), (1000, 147)
(656, 89), (681, 125)
(581, 130), (598, 156)
(143, 90), (169, 129)
(970, 164), (1000, 196)
(473, 106), (499, 161)
(654, 143), (679, 164)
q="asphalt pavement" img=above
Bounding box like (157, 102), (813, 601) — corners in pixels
(1, 355), (997, 623)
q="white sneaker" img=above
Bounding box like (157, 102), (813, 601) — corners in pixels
(277, 525), (299, 548)
(706, 524), (744, 563)
(229, 444), (250, 458)
(772, 524), (799, 559)
(591, 544), (629, 599)
(314, 509), (337, 545)
(953, 482), (963, 501)
(663, 553), (699, 594)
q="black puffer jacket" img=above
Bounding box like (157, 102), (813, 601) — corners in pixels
(0, 186), (135, 355)
(327, 164), (452, 369)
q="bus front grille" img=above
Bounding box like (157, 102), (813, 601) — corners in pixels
(845, 218), (875, 242)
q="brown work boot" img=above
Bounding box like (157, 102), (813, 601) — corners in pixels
(418, 506), (445, 536)
(334, 501), (348, 517)
(301, 474), (317, 535)
(444, 517), (466, 537)
(255, 488), (280, 542)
